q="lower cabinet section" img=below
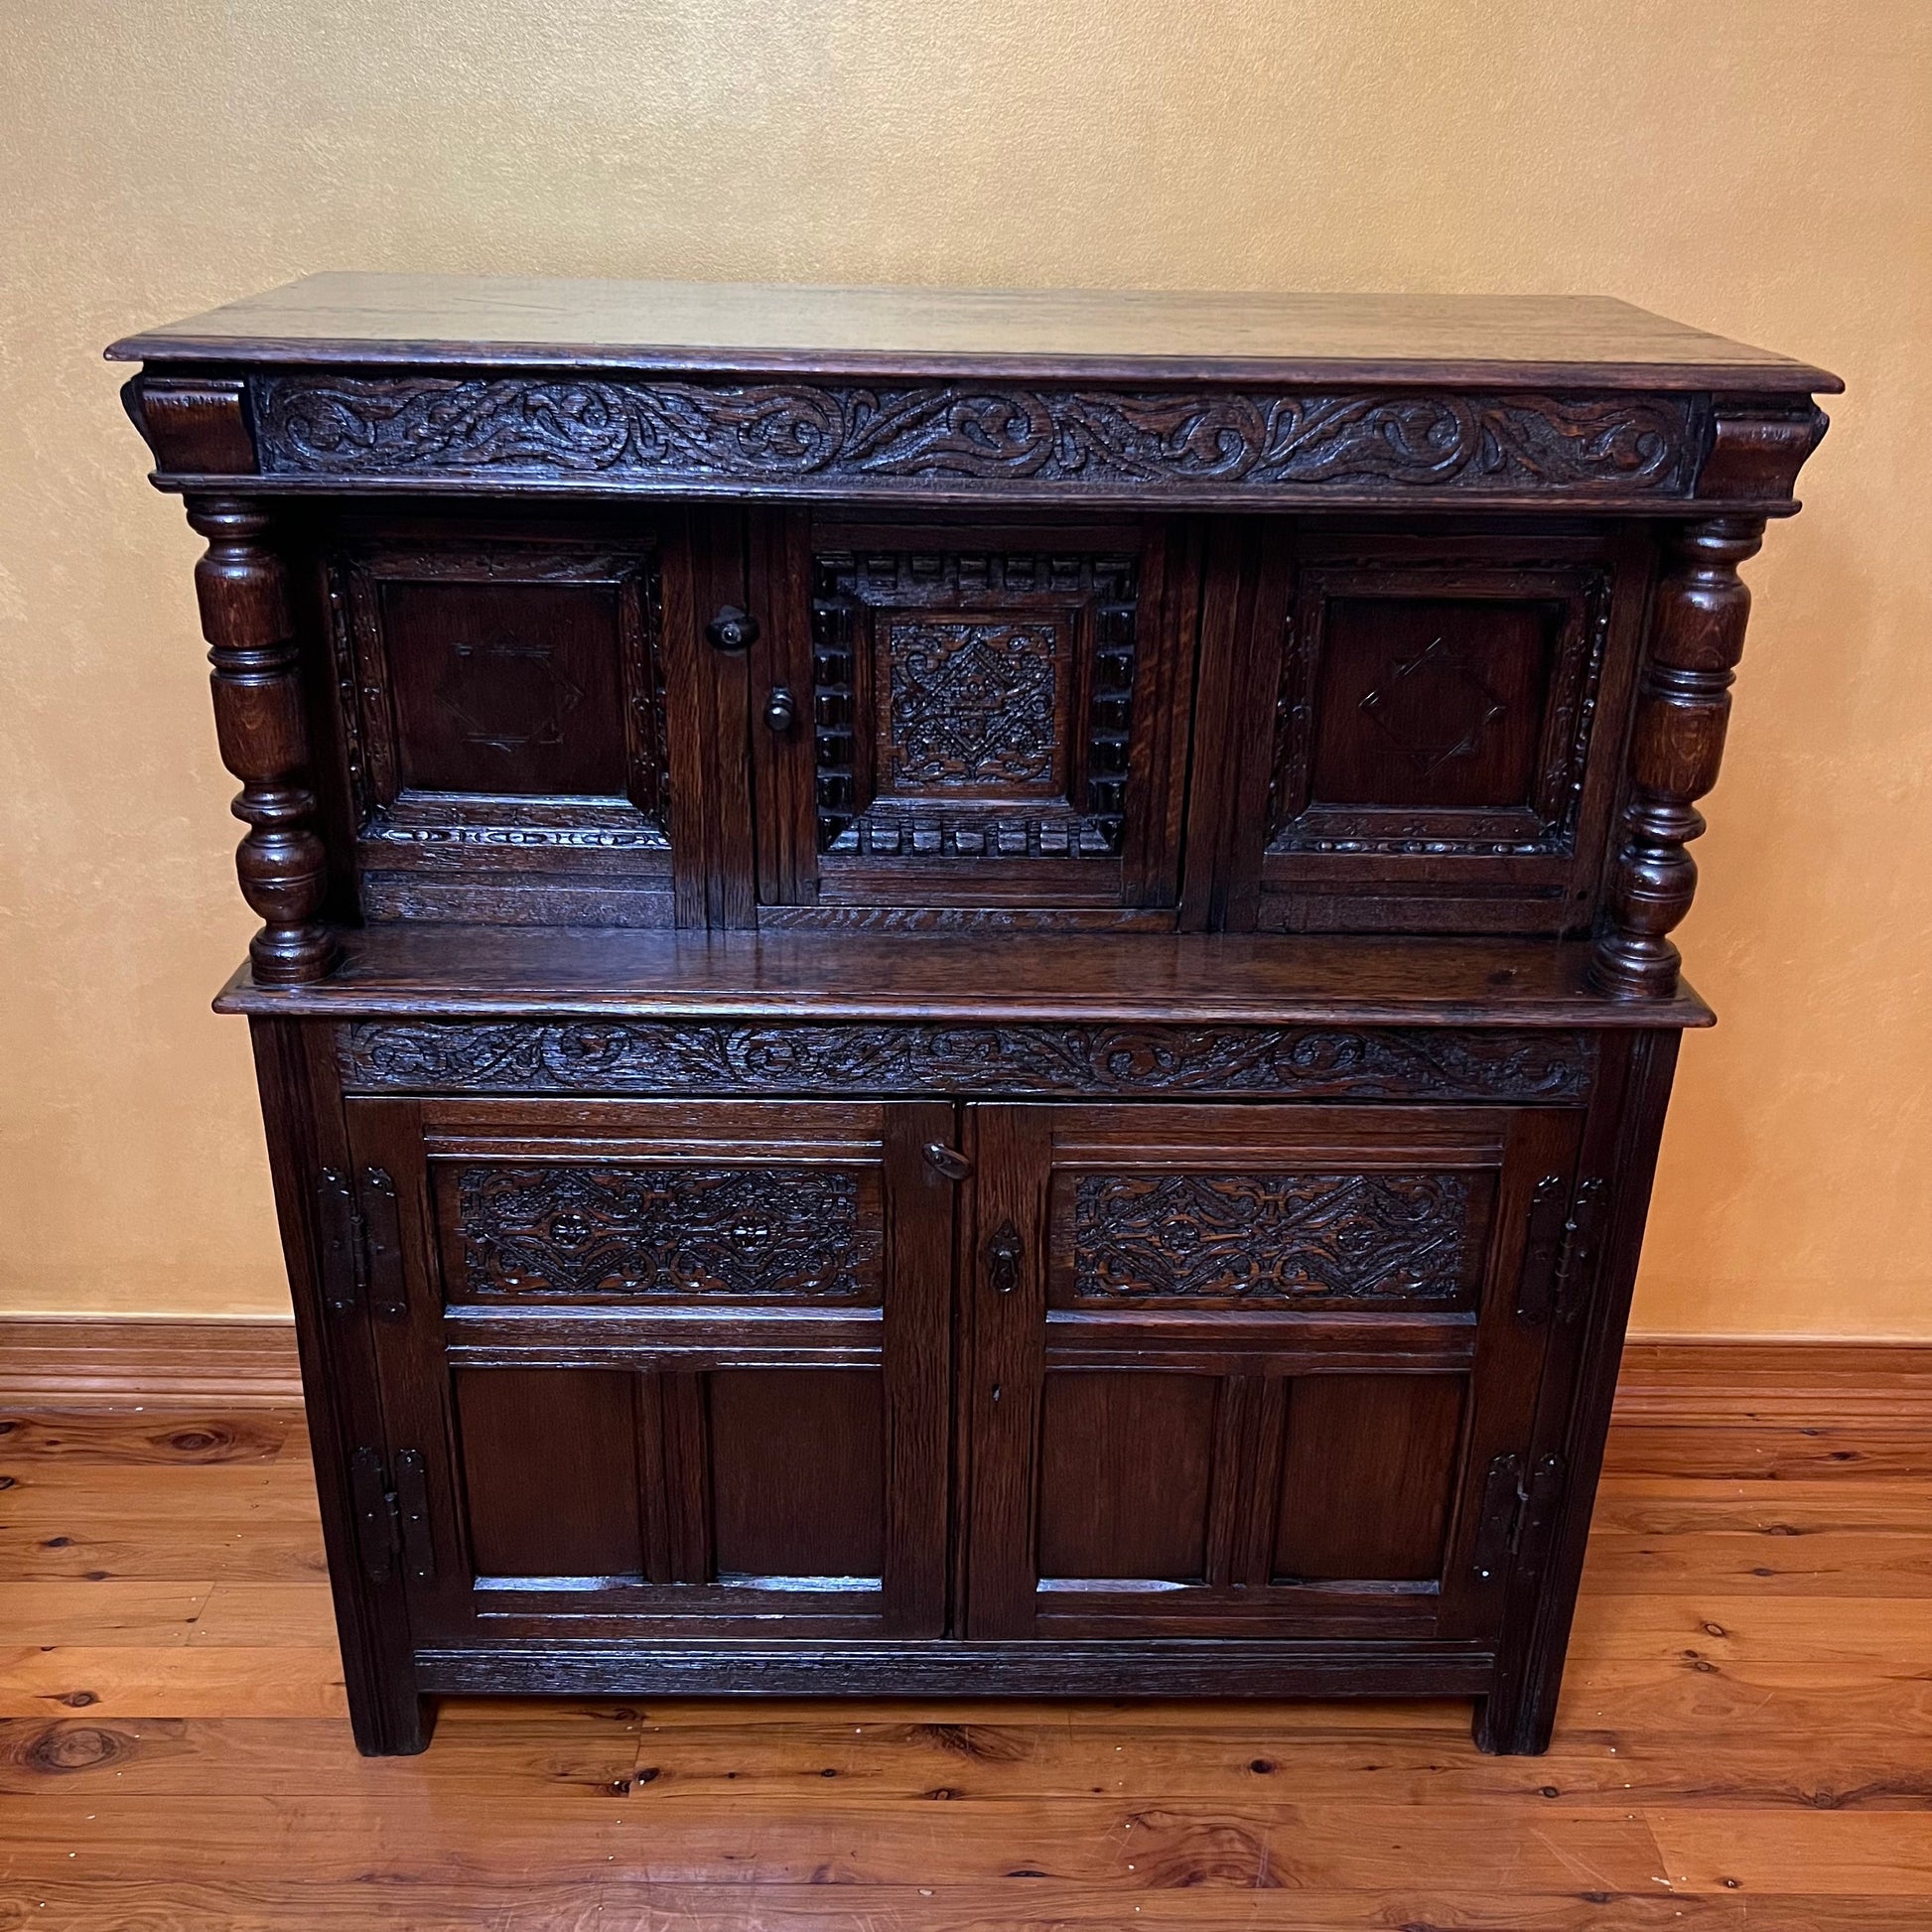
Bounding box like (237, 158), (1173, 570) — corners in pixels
(331, 1087), (1590, 1685)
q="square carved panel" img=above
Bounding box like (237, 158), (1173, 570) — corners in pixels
(381, 578), (630, 798)
(880, 618), (1068, 800)
(811, 549), (1137, 863)
(1309, 598), (1560, 811)
(1269, 563), (1610, 858)
(325, 539), (672, 918)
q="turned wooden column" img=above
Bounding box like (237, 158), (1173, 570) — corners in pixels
(1590, 516), (1766, 998)
(187, 496), (336, 983)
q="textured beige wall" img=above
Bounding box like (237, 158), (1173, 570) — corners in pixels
(2, 1), (1927, 1331)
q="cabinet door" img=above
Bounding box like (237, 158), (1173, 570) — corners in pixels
(747, 510), (1194, 919)
(304, 503), (755, 928)
(1186, 525), (1650, 935)
(343, 1097), (952, 1644)
(962, 1101), (1582, 1643)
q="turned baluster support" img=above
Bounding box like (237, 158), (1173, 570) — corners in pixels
(187, 496), (336, 984)
(1589, 516), (1766, 999)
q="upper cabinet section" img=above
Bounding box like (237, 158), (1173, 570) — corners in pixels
(110, 277), (1837, 976)
(114, 277), (1836, 514)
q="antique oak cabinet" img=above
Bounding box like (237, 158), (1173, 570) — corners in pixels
(109, 276), (1836, 1754)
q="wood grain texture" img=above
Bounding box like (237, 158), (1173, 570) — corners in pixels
(0, 1321), (303, 1406)
(212, 925), (1717, 1028)
(2, 1369), (1929, 1927)
(106, 275), (1842, 391)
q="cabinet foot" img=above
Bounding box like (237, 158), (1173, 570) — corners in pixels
(347, 1685), (436, 1758)
(1470, 1691), (1556, 1756)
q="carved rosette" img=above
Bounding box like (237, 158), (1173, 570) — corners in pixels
(252, 374), (1700, 502)
(340, 1020), (1593, 1102)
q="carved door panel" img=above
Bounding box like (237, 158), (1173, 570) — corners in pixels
(748, 511), (1195, 919)
(1184, 525), (1653, 935)
(343, 1096), (953, 1646)
(303, 504), (755, 930)
(961, 1101), (1585, 1644)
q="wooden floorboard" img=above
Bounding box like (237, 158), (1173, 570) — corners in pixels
(1, 1397), (1928, 1928)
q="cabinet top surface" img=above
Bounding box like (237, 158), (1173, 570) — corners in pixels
(107, 272), (1840, 391)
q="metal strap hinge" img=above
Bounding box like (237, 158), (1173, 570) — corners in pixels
(1515, 1174), (1606, 1323)
(1470, 1450), (1565, 1585)
(314, 1167), (408, 1320)
(350, 1446), (437, 1585)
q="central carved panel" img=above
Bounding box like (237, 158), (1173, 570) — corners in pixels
(453, 1164), (882, 1300)
(1072, 1171), (1476, 1303)
(811, 549), (1138, 862)
(884, 620), (1063, 794)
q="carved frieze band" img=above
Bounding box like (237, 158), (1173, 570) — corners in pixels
(454, 1163), (880, 1300)
(1072, 1171), (1476, 1302)
(339, 1020), (1593, 1101)
(253, 375), (1700, 501)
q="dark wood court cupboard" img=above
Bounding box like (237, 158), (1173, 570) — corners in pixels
(109, 276), (1837, 1753)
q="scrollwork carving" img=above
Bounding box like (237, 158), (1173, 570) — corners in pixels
(455, 1164), (880, 1300)
(254, 375), (1698, 501)
(340, 1020), (1593, 1102)
(1072, 1171), (1476, 1302)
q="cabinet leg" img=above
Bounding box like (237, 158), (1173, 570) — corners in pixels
(1470, 1669), (1561, 1756)
(345, 1666), (435, 1757)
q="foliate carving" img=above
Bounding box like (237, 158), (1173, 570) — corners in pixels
(254, 376), (1698, 501)
(887, 621), (1061, 790)
(1073, 1172), (1476, 1302)
(455, 1164), (880, 1299)
(341, 1020), (1593, 1102)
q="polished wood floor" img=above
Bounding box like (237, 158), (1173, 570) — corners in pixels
(2, 1394), (1929, 1929)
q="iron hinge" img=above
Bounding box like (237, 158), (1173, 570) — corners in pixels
(1470, 1450), (1565, 1586)
(349, 1446), (436, 1585)
(314, 1166), (408, 1321)
(1516, 1174), (1606, 1323)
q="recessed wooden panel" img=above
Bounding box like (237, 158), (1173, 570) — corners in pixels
(1308, 597), (1561, 810)
(454, 1368), (643, 1579)
(1036, 1371), (1216, 1582)
(708, 1369), (885, 1580)
(1274, 1374), (1466, 1583)
(383, 578), (630, 798)
(813, 548), (1135, 863)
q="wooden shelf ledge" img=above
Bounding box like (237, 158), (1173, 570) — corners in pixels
(214, 927), (1714, 1029)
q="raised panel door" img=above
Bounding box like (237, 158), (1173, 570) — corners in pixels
(961, 1099), (1584, 1643)
(343, 1095), (954, 1644)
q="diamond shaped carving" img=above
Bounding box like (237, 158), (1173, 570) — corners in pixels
(436, 634), (584, 754)
(1358, 634), (1508, 773)
(885, 621), (1061, 792)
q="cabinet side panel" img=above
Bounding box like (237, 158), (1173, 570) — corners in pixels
(249, 1019), (425, 1753)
